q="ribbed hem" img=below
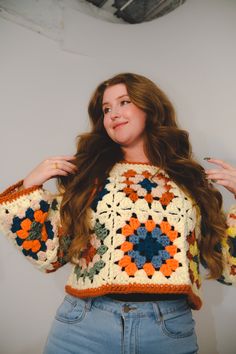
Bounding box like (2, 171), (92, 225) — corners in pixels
(65, 284), (202, 310)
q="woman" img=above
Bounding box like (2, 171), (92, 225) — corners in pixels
(0, 73), (236, 354)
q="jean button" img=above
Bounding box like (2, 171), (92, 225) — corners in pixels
(123, 304), (136, 313)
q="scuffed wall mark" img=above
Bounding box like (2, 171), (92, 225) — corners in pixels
(0, 0), (63, 41)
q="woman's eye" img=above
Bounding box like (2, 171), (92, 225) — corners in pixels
(120, 100), (131, 106)
(103, 107), (111, 114)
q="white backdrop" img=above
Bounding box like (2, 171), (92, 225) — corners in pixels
(0, 0), (236, 353)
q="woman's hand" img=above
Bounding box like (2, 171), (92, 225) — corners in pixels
(23, 156), (78, 188)
(205, 158), (236, 197)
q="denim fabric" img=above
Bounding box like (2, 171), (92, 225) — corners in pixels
(43, 294), (198, 354)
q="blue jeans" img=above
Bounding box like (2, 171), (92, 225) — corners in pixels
(43, 294), (198, 354)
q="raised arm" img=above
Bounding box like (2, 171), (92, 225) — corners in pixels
(205, 158), (236, 284)
(0, 156), (77, 272)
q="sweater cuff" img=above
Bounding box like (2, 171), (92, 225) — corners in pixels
(0, 180), (43, 204)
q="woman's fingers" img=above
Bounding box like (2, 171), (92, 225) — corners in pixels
(23, 155), (78, 188)
(49, 160), (78, 174)
(46, 155), (76, 161)
(205, 158), (234, 170)
(205, 158), (236, 195)
(47, 156), (78, 174)
(209, 179), (236, 194)
(205, 170), (236, 180)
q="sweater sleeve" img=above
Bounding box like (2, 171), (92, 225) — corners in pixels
(0, 180), (72, 273)
(218, 205), (236, 285)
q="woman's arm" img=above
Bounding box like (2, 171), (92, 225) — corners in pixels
(219, 205), (236, 285)
(0, 156), (77, 272)
(205, 158), (236, 284)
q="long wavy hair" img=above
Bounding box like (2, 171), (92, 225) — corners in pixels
(57, 72), (226, 279)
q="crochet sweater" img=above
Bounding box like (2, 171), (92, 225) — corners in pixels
(0, 162), (236, 310)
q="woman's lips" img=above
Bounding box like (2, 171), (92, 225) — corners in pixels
(113, 122), (128, 129)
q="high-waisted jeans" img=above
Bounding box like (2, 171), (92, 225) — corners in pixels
(43, 294), (199, 354)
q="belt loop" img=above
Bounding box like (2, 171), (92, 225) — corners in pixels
(152, 302), (163, 323)
(85, 297), (93, 311)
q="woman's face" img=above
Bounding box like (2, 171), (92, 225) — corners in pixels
(102, 84), (146, 148)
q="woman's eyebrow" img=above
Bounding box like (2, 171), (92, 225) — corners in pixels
(102, 94), (129, 106)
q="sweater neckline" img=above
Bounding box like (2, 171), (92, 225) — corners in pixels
(119, 160), (156, 167)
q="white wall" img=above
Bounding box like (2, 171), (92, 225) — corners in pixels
(0, 0), (236, 353)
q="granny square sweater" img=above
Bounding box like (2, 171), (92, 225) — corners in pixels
(0, 162), (236, 310)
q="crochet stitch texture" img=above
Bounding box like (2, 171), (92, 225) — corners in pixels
(0, 162), (236, 310)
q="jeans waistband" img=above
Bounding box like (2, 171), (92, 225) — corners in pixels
(105, 293), (187, 302)
(86, 295), (189, 319)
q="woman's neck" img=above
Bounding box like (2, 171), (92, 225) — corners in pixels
(122, 145), (150, 164)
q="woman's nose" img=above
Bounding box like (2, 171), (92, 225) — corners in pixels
(110, 108), (121, 119)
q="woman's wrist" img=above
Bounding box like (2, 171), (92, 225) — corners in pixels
(23, 179), (35, 189)
(23, 179), (43, 189)
(23, 181), (29, 189)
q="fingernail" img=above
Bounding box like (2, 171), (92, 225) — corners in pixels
(204, 157), (211, 161)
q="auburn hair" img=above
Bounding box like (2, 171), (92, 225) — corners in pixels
(57, 72), (226, 278)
